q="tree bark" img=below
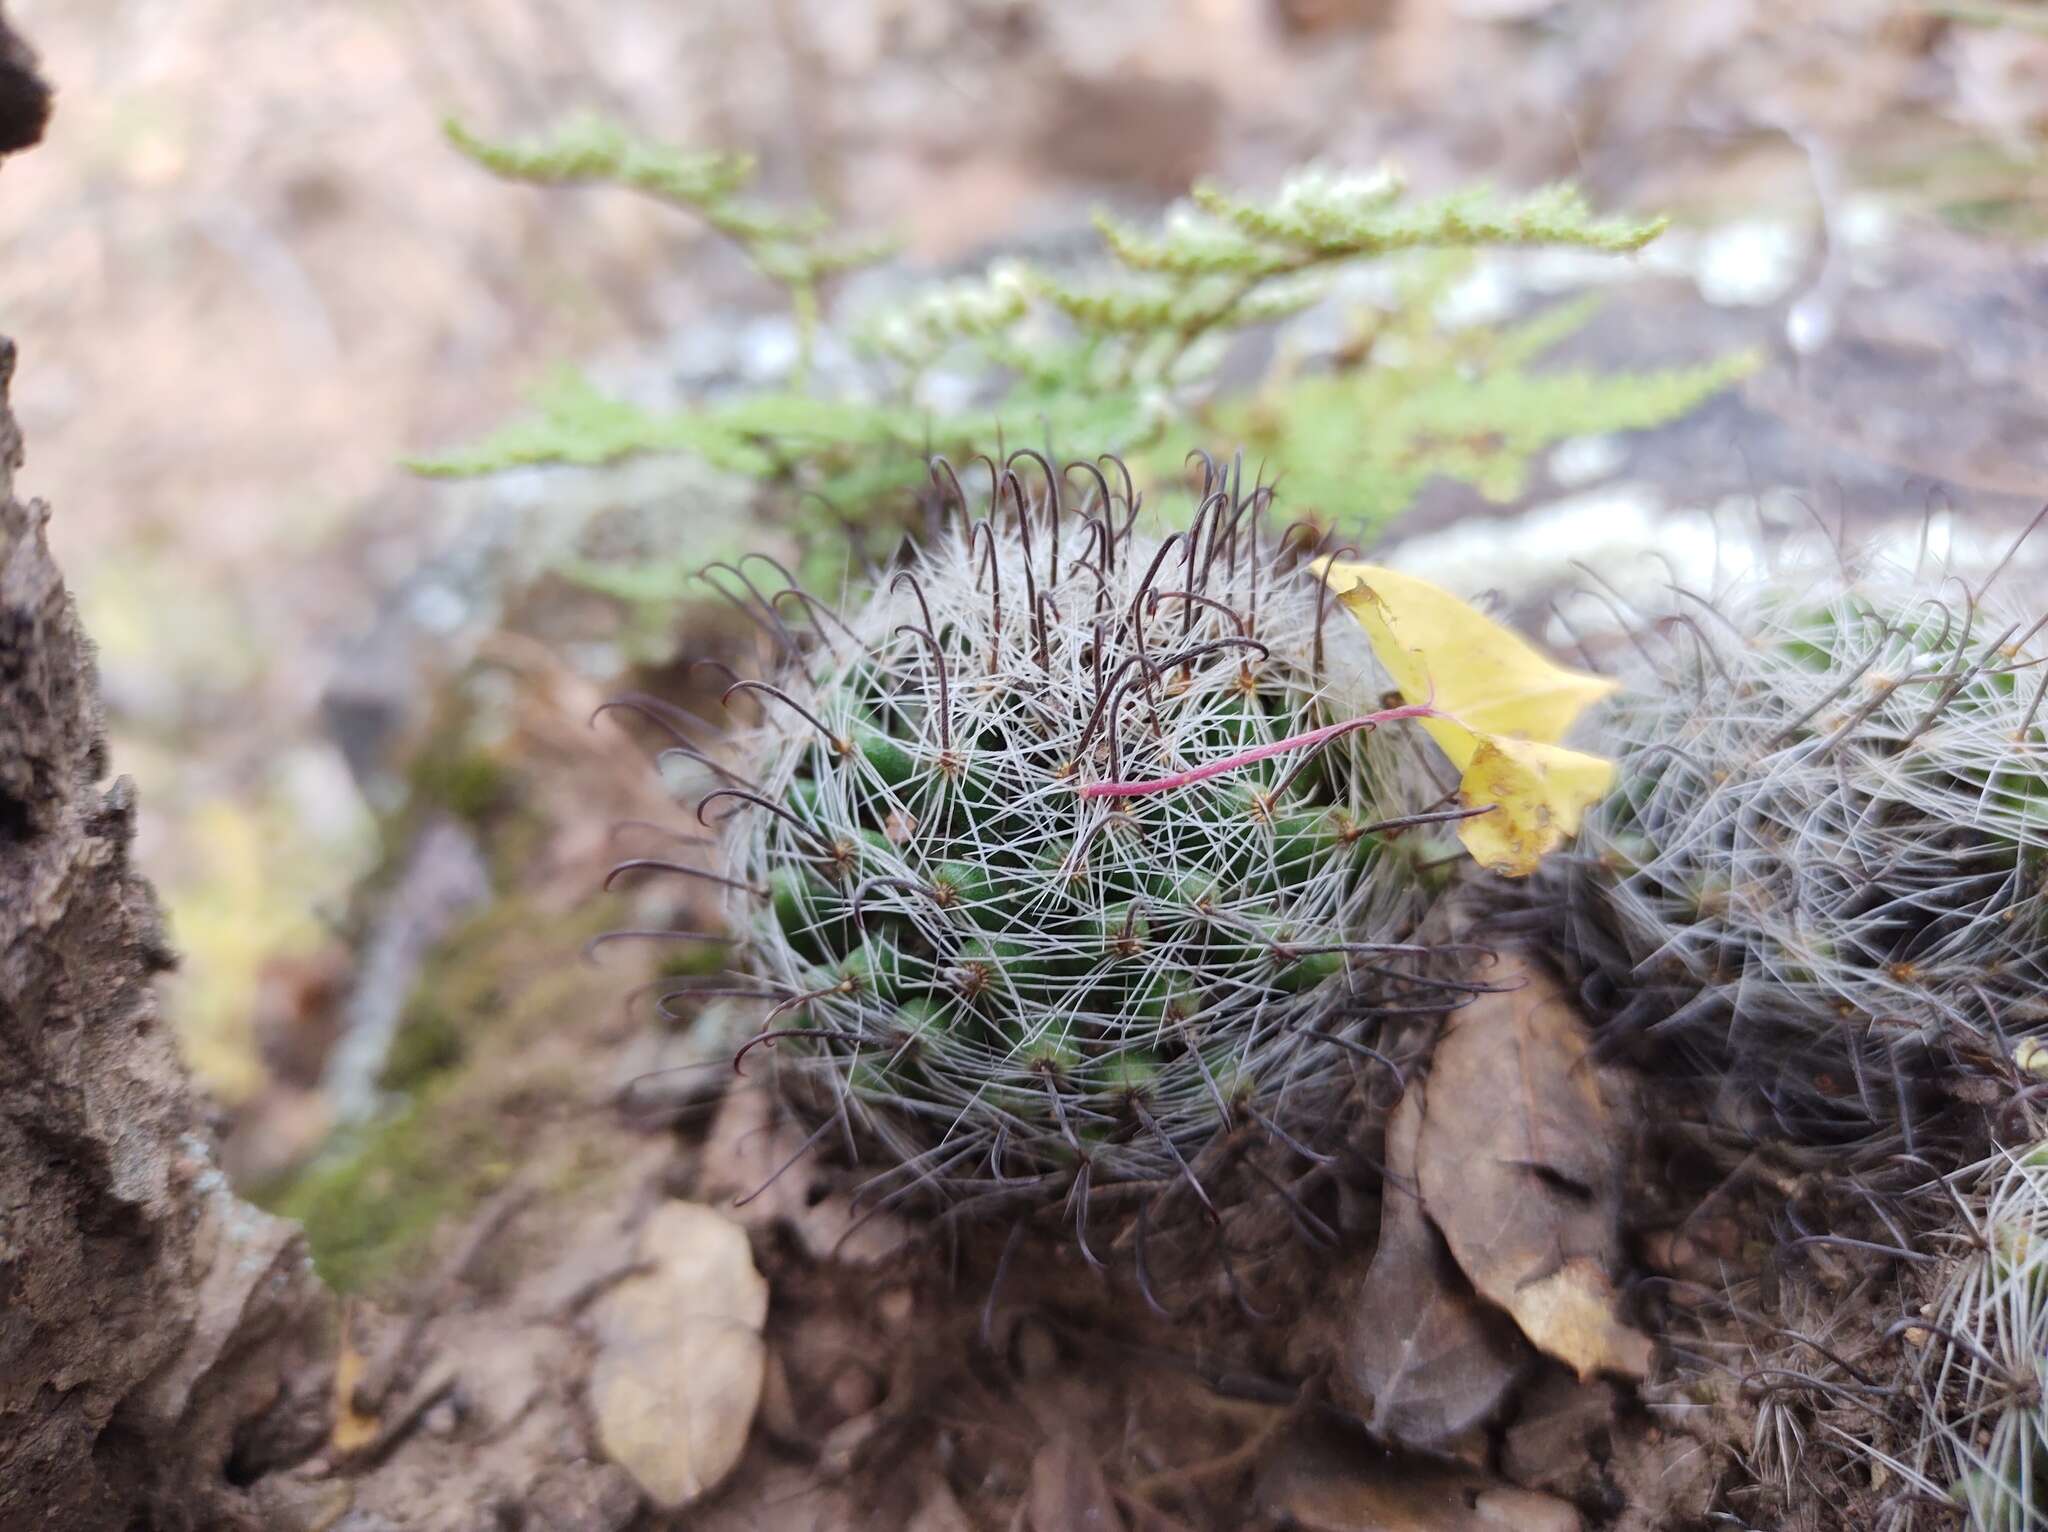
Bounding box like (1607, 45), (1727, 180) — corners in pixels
(0, 5), (52, 155)
(0, 334), (338, 1532)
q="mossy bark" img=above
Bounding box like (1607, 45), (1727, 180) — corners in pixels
(0, 326), (648, 1532)
(0, 334), (339, 1530)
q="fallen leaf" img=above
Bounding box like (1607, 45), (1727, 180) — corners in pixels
(1340, 1081), (1530, 1448)
(1453, 736), (1613, 879)
(1314, 561), (1616, 740)
(587, 1201), (769, 1511)
(1313, 557), (1616, 876)
(1257, 1429), (1582, 1531)
(1414, 957), (1654, 1382)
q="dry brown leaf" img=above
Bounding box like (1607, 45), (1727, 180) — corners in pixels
(1415, 957), (1654, 1382)
(1257, 1429), (1582, 1531)
(587, 1201), (769, 1511)
(1340, 1081), (1530, 1448)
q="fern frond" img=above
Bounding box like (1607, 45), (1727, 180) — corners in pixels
(444, 114), (757, 211)
(1100, 171), (1665, 278)
(405, 370), (775, 478)
(422, 118), (1741, 603)
(1164, 310), (1758, 524)
(445, 115), (894, 375)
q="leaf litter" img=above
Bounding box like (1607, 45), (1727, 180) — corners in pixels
(1415, 955), (1656, 1382)
(1338, 1080), (1532, 1449)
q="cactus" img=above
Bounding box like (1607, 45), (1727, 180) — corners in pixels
(1893, 1146), (2048, 1532)
(1546, 550), (2048, 1149)
(646, 454), (1467, 1238)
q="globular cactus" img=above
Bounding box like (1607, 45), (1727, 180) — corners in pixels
(1898, 1146), (2048, 1532)
(1547, 551), (2048, 1148)
(660, 454), (1466, 1238)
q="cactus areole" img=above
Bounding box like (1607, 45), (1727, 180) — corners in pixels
(677, 454), (1463, 1235)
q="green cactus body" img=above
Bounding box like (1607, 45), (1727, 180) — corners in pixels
(1552, 556), (2048, 1143)
(705, 456), (1452, 1217)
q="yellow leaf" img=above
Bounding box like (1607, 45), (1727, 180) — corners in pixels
(1312, 558), (1617, 876)
(1456, 736), (1617, 878)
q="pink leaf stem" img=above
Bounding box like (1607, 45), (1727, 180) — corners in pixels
(1078, 702), (1449, 799)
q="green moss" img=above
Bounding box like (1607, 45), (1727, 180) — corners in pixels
(410, 896), (623, 1038)
(265, 894), (634, 1290)
(376, 1002), (465, 1092)
(408, 743), (512, 827)
(264, 1082), (510, 1292)
(659, 940), (730, 981)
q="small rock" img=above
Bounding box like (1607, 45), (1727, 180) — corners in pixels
(1476, 1486), (1585, 1529)
(1027, 1431), (1122, 1532)
(874, 1284), (915, 1330)
(1259, 1428), (1582, 1532)
(818, 1409), (883, 1479)
(526, 1462), (643, 1532)
(827, 1360), (884, 1421)
(587, 1202), (769, 1511)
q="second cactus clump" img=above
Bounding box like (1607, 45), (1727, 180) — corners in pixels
(1903, 1146), (2048, 1532)
(1551, 552), (2048, 1146)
